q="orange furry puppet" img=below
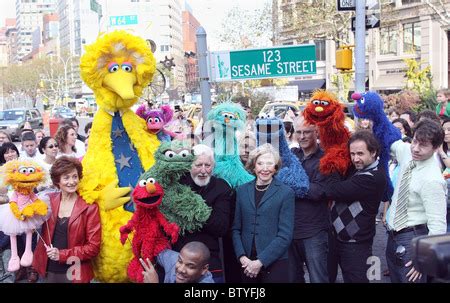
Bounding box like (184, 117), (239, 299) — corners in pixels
(303, 90), (351, 176)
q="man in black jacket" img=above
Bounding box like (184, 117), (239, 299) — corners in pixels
(289, 116), (337, 283)
(174, 144), (233, 283)
(326, 130), (387, 283)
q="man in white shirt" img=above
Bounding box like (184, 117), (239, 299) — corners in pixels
(19, 132), (42, 162)
(386, 118), (447, 283)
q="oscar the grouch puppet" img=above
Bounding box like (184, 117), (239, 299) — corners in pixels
(143, 141), (212, 234)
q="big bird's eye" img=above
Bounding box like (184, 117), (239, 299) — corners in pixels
(121, 63), (133, 72)
(154, 117), (160, 123)
(360, 97), (365, 105)
(312, 100), (320, 105)
(108, 63), (119, 73)
(320, 101), (329, 106)
(138, 180), (147, 187)
(164, 150), (176, 158)
(27, 167), (35, 174)
(178, 150), (190, 157)
(18, 167), (28, 174)
(146, 178), (155, 184)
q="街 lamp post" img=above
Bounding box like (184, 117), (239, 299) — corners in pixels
(50, 54), (71, 105)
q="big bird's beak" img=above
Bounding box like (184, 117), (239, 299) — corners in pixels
(103, 70), (137, 100)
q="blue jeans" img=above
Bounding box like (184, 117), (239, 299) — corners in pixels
(288, 229), (329, 283)
(386, 226), (428, 283)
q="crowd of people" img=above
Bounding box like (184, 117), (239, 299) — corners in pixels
(0, 89), (449, 284)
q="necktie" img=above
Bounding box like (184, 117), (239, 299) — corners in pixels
(394, 160), (416, 231)
(111, 112), (143, 212)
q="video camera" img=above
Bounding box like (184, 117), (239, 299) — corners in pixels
(412, 233), (450, 281)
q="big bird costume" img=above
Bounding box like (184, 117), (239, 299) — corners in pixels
(78, 31), (160, 282)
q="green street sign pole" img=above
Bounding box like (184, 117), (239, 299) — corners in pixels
(211, 44), (317, 82)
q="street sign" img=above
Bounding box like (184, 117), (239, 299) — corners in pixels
(109, 15), (138, 27)
(351, 13), (380, 31)
(337, 0), (356, 11)
(210, 44), (317, 82)
(337, 0), (379, 11)
(90, 0), (102, 16)
(367, 0), (380, 10)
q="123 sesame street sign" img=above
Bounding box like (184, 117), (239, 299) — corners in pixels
(210, 44), (316, 82)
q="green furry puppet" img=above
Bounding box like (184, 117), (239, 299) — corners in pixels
(141, 140), (212, 234)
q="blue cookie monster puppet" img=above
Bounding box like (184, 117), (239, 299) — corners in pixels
(256, 115), (309, 197)
(351, 91), (402, 201)
(205, 102), (255, 188)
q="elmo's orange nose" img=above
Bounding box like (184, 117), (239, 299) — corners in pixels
(145, 183), (156, 194)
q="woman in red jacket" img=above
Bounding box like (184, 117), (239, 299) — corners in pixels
(33, 156), (101, 283)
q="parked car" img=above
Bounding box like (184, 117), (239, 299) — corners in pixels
(0, 108), (44, 141)
(258, 101), (305, 119)
(51, 106), (76, 119)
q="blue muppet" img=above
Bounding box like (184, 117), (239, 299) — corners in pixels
(351, 91), (402, 201)
(256, 114), (309, 197)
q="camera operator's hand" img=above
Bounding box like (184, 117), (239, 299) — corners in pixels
(405, 260), (422, 282)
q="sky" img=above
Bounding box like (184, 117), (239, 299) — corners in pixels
(0, 0), (270, 48)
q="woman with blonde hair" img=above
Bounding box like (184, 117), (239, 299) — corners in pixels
(232, 143), (294, 283)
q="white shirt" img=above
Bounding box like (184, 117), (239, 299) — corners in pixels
(387, 140), (447, 235)
(20, 151), (43, 162)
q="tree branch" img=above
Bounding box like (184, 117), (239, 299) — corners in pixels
(424, 0), (450, 25)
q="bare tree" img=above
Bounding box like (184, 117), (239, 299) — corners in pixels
(218, 2), (272, 50)
(424, 0), (450, 26)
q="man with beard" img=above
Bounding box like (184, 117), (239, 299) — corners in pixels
(174, 144), (233, 283)
(141, 241), (214, 283)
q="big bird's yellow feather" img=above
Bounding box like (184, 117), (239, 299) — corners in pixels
(79, 30), (160, 282)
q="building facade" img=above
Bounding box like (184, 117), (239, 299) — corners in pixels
(100, 0), (186, 93)
(182, 8), (200, 93)
(58, 0), (100, 96)
(15, 0), (56, 62)
(272, 0), (450, 98)
(5, 19), (18, 66)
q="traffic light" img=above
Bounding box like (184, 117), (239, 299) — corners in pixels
(336, 46), (353, 70)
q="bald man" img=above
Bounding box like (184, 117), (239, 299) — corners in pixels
(141, 241), (214, 283)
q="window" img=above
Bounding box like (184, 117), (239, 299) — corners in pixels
(379, 26), (398, 55)
(403, 22), (421, 53)
(314, 40), (326, 61)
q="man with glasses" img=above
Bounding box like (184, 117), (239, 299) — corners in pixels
(288, 116), (336, 283)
